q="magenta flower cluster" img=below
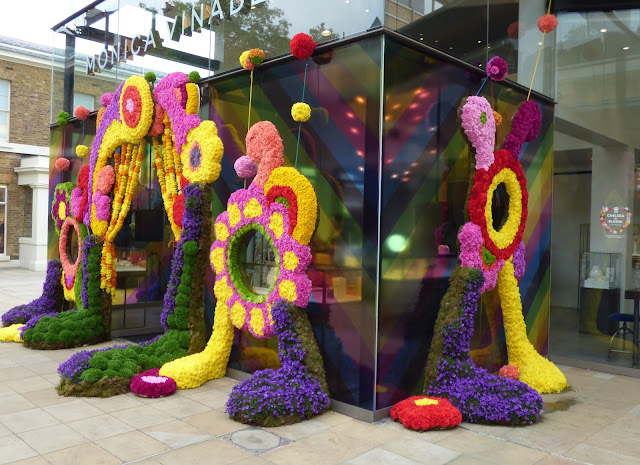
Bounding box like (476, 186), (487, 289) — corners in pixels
(427, 268), (543, 424)
(225, 300), (329, 424)
(1, 260), (63, 326)
(486, 56), (508, 81)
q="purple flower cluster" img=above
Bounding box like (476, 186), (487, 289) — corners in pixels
(161, 183), (204, 330)
(427, 268), (543, 425)
(502, 100), (541, 160)
(1, 260), (63, 326)
(225, 300), (330, 424)
(58, 344), (130, 384)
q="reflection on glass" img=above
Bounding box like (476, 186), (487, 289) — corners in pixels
(236, 229), (278, 297)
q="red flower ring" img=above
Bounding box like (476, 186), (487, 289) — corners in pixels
(130, 369), (177, 398)
(468, 149), (528, 260)
(391, 396), (462, 431)
(122, 86), (142, 128)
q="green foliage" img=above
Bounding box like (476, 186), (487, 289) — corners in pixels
(104, 369), (118, 378)
(44, 333), (59, 344)
(90, 353), (108, 370)
(80, 368), (103, 384)
(59, 330), (75, 345)
(187, 71), (201, 83)
(56, 111), (70, 127)
(144, 71), (157, 83)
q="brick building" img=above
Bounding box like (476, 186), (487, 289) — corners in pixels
(0, 36), (51, 270)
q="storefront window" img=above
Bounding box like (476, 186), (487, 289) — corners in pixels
(550, 8), (640, 370)
(0, 80), (9, 141)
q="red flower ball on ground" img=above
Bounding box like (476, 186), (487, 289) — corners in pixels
(537, 14), (558, 33)
(290, 33), (317, 59)
(391, 396), (462, 431)
(499, 365), (519, 380)
(130, 369), (177, 398)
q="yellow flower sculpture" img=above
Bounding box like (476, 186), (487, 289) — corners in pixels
(0, 324), (24, 343)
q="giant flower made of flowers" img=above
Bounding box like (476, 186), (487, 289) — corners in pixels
(209, 170), (317, 339)
(391, 396), (462, 431)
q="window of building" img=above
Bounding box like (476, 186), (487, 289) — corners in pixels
(73, 92), (94, 111)
(0, 185), (6, 255)
(0, 80), (10, 141)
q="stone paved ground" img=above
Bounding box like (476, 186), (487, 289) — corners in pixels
(1, 268), (640, 464)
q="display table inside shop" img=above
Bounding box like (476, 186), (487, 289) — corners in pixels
(623, 288), (640, 367)
(579, 287), (619, 335)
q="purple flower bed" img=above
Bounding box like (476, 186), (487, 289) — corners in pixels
(426, 267), (542, 425)
(1, 260), (64, 326)
(225, 300), (330, 426)
(58, 344), (130, 384)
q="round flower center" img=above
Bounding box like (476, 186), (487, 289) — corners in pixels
(414, 398), (439, 406)
(189, 143), (202, 169)
(58, 201), (67, 220)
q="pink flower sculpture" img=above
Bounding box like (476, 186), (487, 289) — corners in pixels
(234, 155), (257, 178)
(537, 14), (558, 33)
(55, 158), (70, 172)
(486, 57), (508, 81)
(74, 106), (90, 121)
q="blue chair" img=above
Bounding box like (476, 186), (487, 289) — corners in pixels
(608, 313), (636, 360)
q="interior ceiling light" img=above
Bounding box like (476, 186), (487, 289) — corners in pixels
(600, 28), (607, 32)
(623, 46), (630, 50)
(321, 30), (332, 36)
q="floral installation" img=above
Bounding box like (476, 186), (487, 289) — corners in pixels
(55, 158), (70, 171)
(291, 102), (311, 122)
(459, 97), (495, 171)
(225, 300), (330, 426)
(246, 121), (284, 188)
(51, 182), (74, 235)
(486, 57), (508, 81)
(57, 183), (212, 396)
(144, 71), (157, 84)
(537, 14), (558, 33)
(75, 145), (89, 158)
(59, 217), (88, 304)
(239, 48), (265, 70)
(290, 33), (317, 60)
(56, 111), (70, 127)
(159, 123), (321, 397)
(71, 165), (90, 221)
(0, 324), (24, 342)
(130, 368), (177, 398)
(600, 207), (632, 234)
(234, 155), (257, 179)
(23, 236), (109, 349)
(180, 121), (224, 184)
(390, 396), (462, 431)
(1, 260), (64, 327)
(74, 106), (90, 121)
(424, 267), (543, 424)
(499, 365), (519, 380)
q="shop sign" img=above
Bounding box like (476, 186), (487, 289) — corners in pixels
(600, 206), (631, 238)
(87, 0), (266, 74)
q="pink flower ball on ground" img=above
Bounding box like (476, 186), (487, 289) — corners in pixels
(74, 106), (90, 121)
(234, 155), (257, 178)
(55, 158), (70, 172)
(499, 365), (519, 380)
(101, 93), (114, 108)
(130, 369), (177, 398)
(290, 33), (317, 59)
(537, 14), (558, 33)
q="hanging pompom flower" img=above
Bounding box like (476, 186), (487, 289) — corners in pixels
(75, 145), (89, 158)
(130, 369), (177, 398)
(291, 102), (311, 122)
(188, 71), (201, 83)
(493, 110), (503, 127)
(239, 50), (252, 70)
(144, 71), (157, 83)
(55, 158), (70, 171)
(74, 106), (90, 121)
(290, 33), (317, 59)
(234, 155), (257, 178)
(56, 111), (70, 127)
(537, 14), (558, 33)
(391, 396), (462, 431)
(247, 48), (265, 67)
(486, 56), (508, 81)
(507, 21), (520, 40)
(499, 365), (520, 380)
(100, 93), (113, 108)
